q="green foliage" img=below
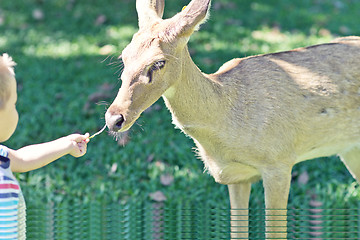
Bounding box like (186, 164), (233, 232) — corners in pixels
(1, 0), (359, 212)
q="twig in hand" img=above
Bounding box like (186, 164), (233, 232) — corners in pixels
(89, 124), (107, 139)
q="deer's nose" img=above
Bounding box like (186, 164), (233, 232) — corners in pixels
(105, 112), (124, 132)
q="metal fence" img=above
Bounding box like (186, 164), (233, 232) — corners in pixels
(25, 201), (360, 240)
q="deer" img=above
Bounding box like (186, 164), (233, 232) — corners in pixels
(104, 0), (360, 239)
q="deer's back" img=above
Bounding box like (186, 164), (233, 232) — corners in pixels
(210, 36), (360, 165)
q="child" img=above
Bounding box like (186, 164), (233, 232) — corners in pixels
(0, 53), (90, 239)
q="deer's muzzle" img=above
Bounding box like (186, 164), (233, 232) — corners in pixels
(105, 112), (125, 132)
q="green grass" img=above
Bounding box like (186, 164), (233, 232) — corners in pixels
(1, 0), (360, 211)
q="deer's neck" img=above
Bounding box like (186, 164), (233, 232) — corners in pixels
(162, 47), (226, 135)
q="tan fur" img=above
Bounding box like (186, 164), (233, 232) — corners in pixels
(105, 0), (360, 239)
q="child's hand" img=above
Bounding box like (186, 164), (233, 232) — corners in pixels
(66, 133), (90, 157)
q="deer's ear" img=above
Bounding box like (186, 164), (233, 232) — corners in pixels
(136, 0), (165, 29)
(168, 0), (211, 38)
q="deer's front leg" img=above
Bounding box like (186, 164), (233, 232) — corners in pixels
(262, 166), (293, 240)
(228, 183), (252, 240)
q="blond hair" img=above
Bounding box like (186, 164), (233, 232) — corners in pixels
(0, 53), (16, 109)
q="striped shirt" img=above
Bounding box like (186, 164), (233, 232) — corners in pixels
(0, 146), (26, 240)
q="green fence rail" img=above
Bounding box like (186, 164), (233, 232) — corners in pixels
(25, 201), (360, 240)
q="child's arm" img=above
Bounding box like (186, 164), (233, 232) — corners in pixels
(8, 133), (89, 173)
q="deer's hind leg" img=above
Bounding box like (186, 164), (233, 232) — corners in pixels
(340, 146), (360, 182)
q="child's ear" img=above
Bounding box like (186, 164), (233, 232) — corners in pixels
(167, 0), (211, 38)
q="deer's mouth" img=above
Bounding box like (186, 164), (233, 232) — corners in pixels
(105, 112), (124, 132)
(105, 111), (140, 133)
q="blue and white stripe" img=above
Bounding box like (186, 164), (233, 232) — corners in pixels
(0, 145), (24, 240)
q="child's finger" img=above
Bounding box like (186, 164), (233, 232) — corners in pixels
(77, 142), (87, 153)
(73, 133), (89, 142)
(83, 133), (90, 143)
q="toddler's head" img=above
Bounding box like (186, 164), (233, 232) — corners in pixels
(0, 53), (18, 142)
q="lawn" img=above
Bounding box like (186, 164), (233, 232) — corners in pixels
(1, 0), (360, 238)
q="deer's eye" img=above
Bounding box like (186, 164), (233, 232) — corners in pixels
(151, 60), (166, 71)
(147, 60), (166, 83)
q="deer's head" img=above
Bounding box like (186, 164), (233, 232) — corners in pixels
(105, 0), (211, 133)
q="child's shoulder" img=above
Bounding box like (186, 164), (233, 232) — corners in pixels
(0, 145), (9, 158)
(0, 145), (10, 170)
